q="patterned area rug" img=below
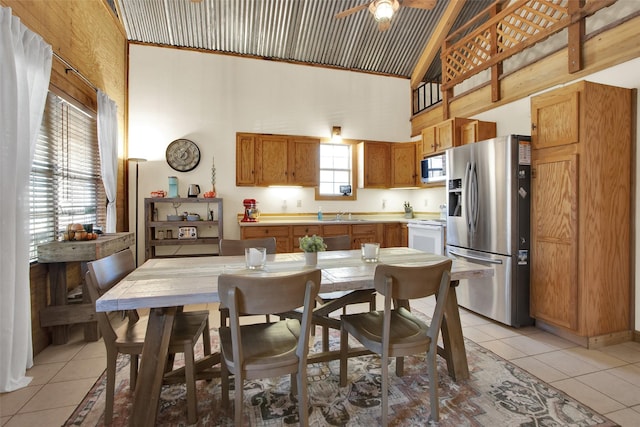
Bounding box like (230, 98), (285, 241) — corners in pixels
(66, 313), (617, 427)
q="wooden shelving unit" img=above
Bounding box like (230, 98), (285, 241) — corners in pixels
(144, 197), (223, 260)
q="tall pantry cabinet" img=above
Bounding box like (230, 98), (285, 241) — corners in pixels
(529, 80), (633, 347)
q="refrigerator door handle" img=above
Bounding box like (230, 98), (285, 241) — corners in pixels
(469, 162), (479, 235)
(448, 250), (503, 265)
(464, 161), (472, 233)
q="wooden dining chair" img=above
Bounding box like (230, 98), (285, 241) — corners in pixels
(218, 237), (277, 326)
(218, 237), (277, 256)
(218, 269), (321, 425)
(339, 259), (452, 426)
(316, 234), (377, 351)
(85, 249), (212, 425)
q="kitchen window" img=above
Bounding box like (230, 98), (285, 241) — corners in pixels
(316, 142), (356, 200)
(29, 91), (106, 261)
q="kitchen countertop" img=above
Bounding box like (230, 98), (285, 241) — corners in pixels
(237, 213), (443, 226)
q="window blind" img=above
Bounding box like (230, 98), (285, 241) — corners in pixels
(29, 92), (105, 261)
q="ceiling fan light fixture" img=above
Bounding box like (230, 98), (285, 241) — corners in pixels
(371, 0), (397, 22)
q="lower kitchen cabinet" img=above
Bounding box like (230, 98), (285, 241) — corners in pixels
(241, 225), (291, 253)
(240, 222), (395, 253)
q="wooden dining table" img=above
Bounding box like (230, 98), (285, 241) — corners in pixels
(96, 247), (493, 427)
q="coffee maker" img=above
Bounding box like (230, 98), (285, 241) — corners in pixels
(241, 199), (260, 222)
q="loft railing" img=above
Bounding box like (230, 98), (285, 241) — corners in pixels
(412, 76), (442, 115)
(441, 0), (617, 91)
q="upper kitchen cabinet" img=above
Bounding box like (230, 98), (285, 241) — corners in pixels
(530, 80), (632, 347)
(236, 133), (256, 185)
(236, 133), (319, 187)
(460, 120), (497, 145)
(420, 117), (472, 156)
(357, 141), (390, 188)
(390, 142), (418, 187)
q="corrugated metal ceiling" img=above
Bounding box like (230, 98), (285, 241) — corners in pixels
(115, 0), (494, 82)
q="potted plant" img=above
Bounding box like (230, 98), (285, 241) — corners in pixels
(299, 234), (326, 266)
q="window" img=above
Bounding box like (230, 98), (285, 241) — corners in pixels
(29, 91), (106, 261)
(316, 142), (356, 200)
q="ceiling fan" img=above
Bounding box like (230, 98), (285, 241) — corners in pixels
(336, 0), (437, 31)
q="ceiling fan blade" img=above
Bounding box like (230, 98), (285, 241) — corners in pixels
(400, 0), (436, 10)
(335, 3), (371, 19)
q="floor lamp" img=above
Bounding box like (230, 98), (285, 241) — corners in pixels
(128, 158), (147, 266)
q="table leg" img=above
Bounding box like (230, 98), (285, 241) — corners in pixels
(130, 306), (177, 427)
(49, 263), (69, 344)
(439, 281), (469, 381)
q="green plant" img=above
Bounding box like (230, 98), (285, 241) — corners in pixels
(299, 234), (326, 252)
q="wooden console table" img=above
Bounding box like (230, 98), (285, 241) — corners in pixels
(38, 232), (135, 345)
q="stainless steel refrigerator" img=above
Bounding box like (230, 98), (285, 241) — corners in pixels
(446, 135), (533, 327)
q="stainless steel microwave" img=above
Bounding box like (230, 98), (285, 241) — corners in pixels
(420, 153), (446, 184)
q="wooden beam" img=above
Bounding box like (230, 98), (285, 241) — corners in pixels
(410, 0), (467, 89)
(568, 0), (586, 73)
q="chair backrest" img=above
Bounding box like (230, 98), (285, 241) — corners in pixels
(374, 260), (452, 343)
(218, 269), (321, 316)
(85, 249), (137, 344)
(373, 259), (452, 301)
(219, 237), (277, 256)
(322, 235), (351, 251)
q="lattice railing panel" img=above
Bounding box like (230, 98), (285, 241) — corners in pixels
(441, 0), (614, 90)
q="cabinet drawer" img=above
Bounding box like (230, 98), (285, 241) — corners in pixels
(242, 226), (290, 238)
(351, 223), (378, 234)
(292, 225), (321, 236)
(322, 224), (350, 236)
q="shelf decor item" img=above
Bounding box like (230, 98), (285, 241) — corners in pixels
(404, 201), (414, 219)
(299, 234), (326, 266)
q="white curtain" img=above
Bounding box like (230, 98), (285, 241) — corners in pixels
(0, 7), (52, 392)
(97, 90), (118, 233)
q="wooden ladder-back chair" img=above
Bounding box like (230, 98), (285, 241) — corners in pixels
(85, 249), (212, 425)
(317, 234), (376, 351)
(339, 259), (452, 425)
(218, 237), (277, 256)
(218, 269), (321, 425)
(218, 237), (277, 325)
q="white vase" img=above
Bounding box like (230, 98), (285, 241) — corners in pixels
(304, 251), (317, 266)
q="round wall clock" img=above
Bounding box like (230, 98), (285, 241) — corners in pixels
(166, 139), (200, 172)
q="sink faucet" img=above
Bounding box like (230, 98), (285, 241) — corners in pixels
(336, 211), (350, 220)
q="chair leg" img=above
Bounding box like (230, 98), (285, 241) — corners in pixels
(105, 350), (117, 425)
(322, 326), (330, 352)
(184, 344), (198, 424)
(297, 369), (309, 425)
(395, 356), (404, 376)
(381, 352), (389, 427)
(427, 350), (440, 422)
(339, 327), (349, 387)
(290, 372), (297, 395)
(202, 318), (212, 356)
(129, 354), (139, 391)
(221, 359), (229, 409)
(234, 371), (244, 424)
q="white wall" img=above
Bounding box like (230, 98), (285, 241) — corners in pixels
(128, 45), (638, 330)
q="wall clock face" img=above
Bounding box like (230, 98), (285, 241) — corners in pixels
(166, 139), (200, 172)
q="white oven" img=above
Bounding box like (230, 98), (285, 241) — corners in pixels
(407, 220), (446, 255)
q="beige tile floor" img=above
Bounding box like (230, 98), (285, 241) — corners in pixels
(1, 300), (640, 427)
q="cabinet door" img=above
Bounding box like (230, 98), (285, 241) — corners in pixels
(358, 142), (390, 188)
(256, 135), (289, 185)
(351, 223), (380, 249)
(460, 122), (477, 145)
(421, 126), (437, 156)
(236, 134), (255, 185)
(530, 151), (579, 331)
(289, 137), (319, 186)
(531, 89), (579, 150)
(292, 225), (322, 252)
(391, 143), (416, 187)
(382, 223), (402, 247)
(436, 120), (454, 150)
